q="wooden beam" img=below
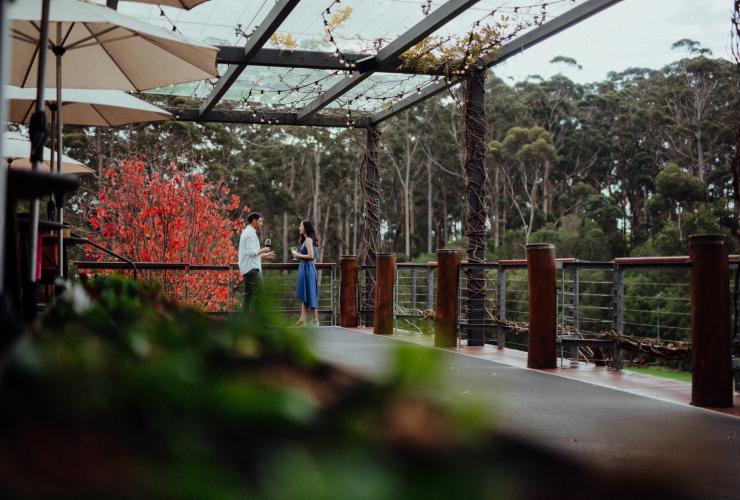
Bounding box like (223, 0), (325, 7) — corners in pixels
(199, 0), (300, 117)
(296, 0), (482, 122)
(174, 108), (371, 128)
(216, 46), (447, 75)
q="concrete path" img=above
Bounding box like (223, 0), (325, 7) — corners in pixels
(307, 327), (740, 499)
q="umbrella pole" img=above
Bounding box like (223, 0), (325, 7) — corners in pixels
(55, 33), (64, 280)
(48, 106), (55, 216)
(0, 0), (11, 295)
(25, 0), (51, 319)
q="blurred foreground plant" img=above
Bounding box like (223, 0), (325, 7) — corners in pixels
(0, 275), (688, 500)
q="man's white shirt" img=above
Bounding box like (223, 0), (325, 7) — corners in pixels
(238, 225), (261, 275)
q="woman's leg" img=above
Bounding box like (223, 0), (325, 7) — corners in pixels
(298, 303), (307, 323)
(310, 307), (319, 324)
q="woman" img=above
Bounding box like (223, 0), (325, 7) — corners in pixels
(292, 220), (320, 325)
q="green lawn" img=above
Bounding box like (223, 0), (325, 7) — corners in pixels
(624, 365), (692, 383)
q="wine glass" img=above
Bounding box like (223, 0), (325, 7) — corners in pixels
(290, 246), (298, 261)
(264, 238), (272, 248)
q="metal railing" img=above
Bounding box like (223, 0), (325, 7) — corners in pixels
(356, 257), (737, 365)
(73, 261), (337, 324)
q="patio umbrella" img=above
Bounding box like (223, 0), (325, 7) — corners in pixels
(6, 86), (171, 126)
(10, 0), (217, 281)
(9, 0), (218, 91)
(120, 0), (211, 9)
(4, 132), (94, 175)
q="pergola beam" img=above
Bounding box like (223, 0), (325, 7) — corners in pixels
(296, 0), (482, 122)
(216, 46), (447, 75)
(175, 108), (371, 128)
(371, 0), (623, 124)
(199, 0), (300, 118)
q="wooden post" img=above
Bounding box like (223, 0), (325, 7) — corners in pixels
(463, 67), (487, 347)
(358, 125), (382, 326)
(339, 255), (359, 328)
(434, 249), (460, 347)
(690, 234), (732, 407)
(526, 244), (557, 369)
(374, 253), (395, 335)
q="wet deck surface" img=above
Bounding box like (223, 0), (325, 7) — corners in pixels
(307, 326), (740, 499)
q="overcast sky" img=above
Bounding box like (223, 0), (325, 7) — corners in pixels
(491, 0), (733, 84)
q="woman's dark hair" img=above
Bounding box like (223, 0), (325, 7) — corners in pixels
(300, 220), (319, 247)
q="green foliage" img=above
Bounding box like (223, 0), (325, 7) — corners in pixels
(681, 203), (726, 237)
(529, 218), (611, 261)
(655, 163), (706, 206)
(583, 194), (622, 234)
(4, 276), (572, 499)
(62, 52), (738, 264)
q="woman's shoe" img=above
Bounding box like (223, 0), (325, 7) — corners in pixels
(293, 319), (307, 327)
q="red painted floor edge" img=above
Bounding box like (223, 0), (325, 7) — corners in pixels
(346, 326), (740, 418)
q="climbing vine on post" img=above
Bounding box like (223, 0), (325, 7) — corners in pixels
(463, 67), (488, 346)
(358, 125), (382, 326)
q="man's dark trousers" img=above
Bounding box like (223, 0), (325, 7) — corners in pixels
(243, 269), (261, 311)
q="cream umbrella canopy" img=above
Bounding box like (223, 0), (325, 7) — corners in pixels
(4, 132), (94, 175)
(118, 0), (211, 9)
(6, 86), (171, 126)
(9, 0), (217, 283)
(9, 0), (218, 91)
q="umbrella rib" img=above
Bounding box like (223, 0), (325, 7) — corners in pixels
(90, 103), (115, 127)
(60, 22), (76, 48)
(11, 29), (38, 44)
(82, 22), (140, 91)
(74, 33), (137, 51)
(19, 42), (40, 88)
(65, 25), (119, 50)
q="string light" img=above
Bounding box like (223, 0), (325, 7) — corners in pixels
(219, 0), (576, 125)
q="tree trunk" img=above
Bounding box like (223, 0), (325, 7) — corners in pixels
(337, 202), (344, 256)
(353, 166), (359, 254)
(493, 160), (500, 249)
(427, 158), (433, 254)
(95, 128), (103, 175)
(542, 158), (551, 220)
(312, 146), (321, 226)
(320, 203), (331, 263)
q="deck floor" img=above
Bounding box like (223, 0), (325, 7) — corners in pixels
(307, 326), (740, 499)
(356, 327), (740, 416)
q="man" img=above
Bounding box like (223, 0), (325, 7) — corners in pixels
(238, 212), (274, 311)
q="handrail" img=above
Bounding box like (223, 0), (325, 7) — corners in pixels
(73, 261), (337, 274)
(70, 233), (139, 279)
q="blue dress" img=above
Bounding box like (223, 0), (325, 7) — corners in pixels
(296, 240), (319, 309)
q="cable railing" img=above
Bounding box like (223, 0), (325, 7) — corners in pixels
(73, 261), (337, 324)
(354, 257), (737, 368)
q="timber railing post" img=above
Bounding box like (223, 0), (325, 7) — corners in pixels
(570, 266), (579, 332)
(690, 234), (733, 407)
(434, 249), (461, 347)
(339, 256), (359, 328)
(526, 244), (557, 369)
(612, 264), (624, 335)
(374, 253), (395, 335)
(497, 265), (506, 348)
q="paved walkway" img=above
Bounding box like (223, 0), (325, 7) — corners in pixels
(358, 327), (740, 417)
(307, 327), (740, 499)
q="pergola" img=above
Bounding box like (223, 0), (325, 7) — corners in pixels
(0, 0), (622, 338)
(107, 0), (621, 344)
